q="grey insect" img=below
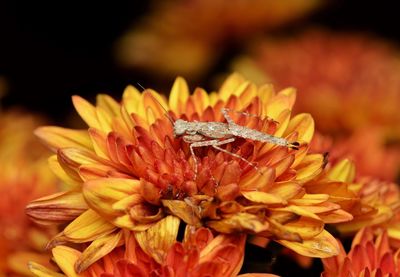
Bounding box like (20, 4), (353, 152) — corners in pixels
(138, 85), (300, 178)
(173, 108), (300, 178)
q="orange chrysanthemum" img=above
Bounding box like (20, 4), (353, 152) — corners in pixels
(27, 73), (352, 271)
(115, 0), (322, 79)
(234, 30), (400, 140)
(0, 111), (58, 276)
(29, 218), (276, 277)
(322, 227), (400, 277)
(311, 129), (400, 182)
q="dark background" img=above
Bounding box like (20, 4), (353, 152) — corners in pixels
(1, 1), (399, 124)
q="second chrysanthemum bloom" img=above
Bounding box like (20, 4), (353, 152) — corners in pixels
(27, 73), (352, 272)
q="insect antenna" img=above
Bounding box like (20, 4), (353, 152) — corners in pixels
(136, 82), (175, 126)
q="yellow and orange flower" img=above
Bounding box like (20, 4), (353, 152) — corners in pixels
(0, 110), (59, 276)
(27, 73), (352, 271)
(29, 217), (277, 277)
(322, 227), (400, 277)
(311, 129), (400, 182)
(115, 0), (322, 79)
(234, 30), (400, 141)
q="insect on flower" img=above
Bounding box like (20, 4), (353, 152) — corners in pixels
(141, 84), (300, 179)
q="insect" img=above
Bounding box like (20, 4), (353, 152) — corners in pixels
(138, 84), (300, 179)
(173, 108), (300, 178)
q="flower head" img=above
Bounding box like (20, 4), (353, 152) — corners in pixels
(29, 218), (276, 277)
(28, 73), (350, 271)
(322, 227), (400, 277)
(0, 111), (58, 275)
(307, 135), (400, 240)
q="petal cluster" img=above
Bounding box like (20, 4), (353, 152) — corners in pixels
(30, 217), (275, 277)
(322, 227), (400, 277)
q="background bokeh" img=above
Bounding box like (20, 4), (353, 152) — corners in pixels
(1, 1), (400, 124)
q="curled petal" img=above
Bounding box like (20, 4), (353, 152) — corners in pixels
(134, 215), (180, 264)
(207, 213), (269, 233)
(162, 199), (202, 227)
(278, 229), (339, 258)
(26, 191), (88, 225)
(285, 113), (314, 144)
(52, 246), (81, 277)
(62, 209), (117, 243)
(28, 262), (66, 277)
(83, 178), (140, 218)
(75, 231), (123, 273)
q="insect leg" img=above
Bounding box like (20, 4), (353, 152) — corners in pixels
(211, 138), (260, 172)
(183, 134), (209, 179)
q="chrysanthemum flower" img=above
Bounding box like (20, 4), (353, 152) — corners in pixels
(311, 129), (400, 182)
(0, 111), (58, 276)
(233, 30), (400, 140)
(115, 0), (322, 79)
(28, 73), (351, 271)
(29, 217), (277, 277)
(322, 227), (400, 277)
(305, 146), (400, 239)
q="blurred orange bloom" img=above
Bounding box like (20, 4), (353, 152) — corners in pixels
(322, 227), (400, 277)
(29, 220), (277, 277)
(27, 73), (351, 271)
(0, 111), (58, 276)
(115, 0), (322, 79)
(311, 129), (400, 182)
(234, 30), (400, 140)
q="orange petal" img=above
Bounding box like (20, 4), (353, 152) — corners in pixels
(285, 113), (314, 144)
(295, 154), (324, 182)
(96, 94), (120, 117)
(219, 73), (247, 101)
(265, 181), (304, 200)
(162, 200), (202, 227)
(48, 155), (80, 189)
(327, 159), (355, 183)
(289, 194), (330, 206)
(63, 209), (116, 243)
(72, 95), (101, 129)
(242, 191), (287, 205)
(35, 126), (92, 152)
(134, 215), (180, 264)
(278, 229), (339, 258)
(26, 191), (88, 225)
(52, 246), (90, 277)
(207, 213), (269, 233)
(28, 262), (66, 277)
(169, 76), (189, 114)
(75, 231), (123, 273)
(83, 178), (140, 217)
(88, 128), (109, 159)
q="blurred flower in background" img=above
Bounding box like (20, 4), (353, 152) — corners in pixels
(0, 110), (59, 276)
(322, 227), (400, 277)
(115, 0), (323, 80)
(234, 30), (400, 137)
